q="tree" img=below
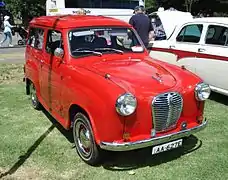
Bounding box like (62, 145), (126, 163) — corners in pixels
(184, 0), (199, 12)
(152, 0), (186, 11)
(145, 0), (157, 8)
(4, 0), (46, 26)
(145, 0), (160, 13)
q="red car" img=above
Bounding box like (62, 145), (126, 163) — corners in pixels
(24, 15), (210, 165)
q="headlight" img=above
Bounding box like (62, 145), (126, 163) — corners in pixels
(195, 82), (211, 101)
(116, 93), (137, 116)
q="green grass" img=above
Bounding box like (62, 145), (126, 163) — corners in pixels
(0, 64), (228, 180)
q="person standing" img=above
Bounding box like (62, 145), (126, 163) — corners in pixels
(129, 6), (153, 47)
(0, 15), (14, 47)
(151, 17), (166, 40)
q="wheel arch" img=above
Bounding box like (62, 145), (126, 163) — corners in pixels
(69, 104), (89, 127)
(68, 104), (99, 143)
(25, 78), (32, 95)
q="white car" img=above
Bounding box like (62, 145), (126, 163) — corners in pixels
(148, 8), (193, 41)
(150, 17), (228, 96)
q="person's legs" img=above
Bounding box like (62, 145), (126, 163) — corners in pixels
(8, 32), (13, 46)
(0, 32), (7, 45)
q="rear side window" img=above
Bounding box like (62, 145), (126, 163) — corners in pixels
(27, 28), (44, 50)
(46, 30), (63, 54)
(205, 25), (228, 46)
(176, 24), (203, 43)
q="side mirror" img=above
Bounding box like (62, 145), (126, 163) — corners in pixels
(54, 47), (64, 58)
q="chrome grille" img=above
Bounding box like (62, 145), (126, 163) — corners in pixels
(152, 92), (183, 132)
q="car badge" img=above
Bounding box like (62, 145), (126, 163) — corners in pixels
(152, 73), (163, 83)
(85, 9), (91, 14)
(167, 93), (174, 105)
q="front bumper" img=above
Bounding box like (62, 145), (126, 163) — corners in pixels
(99, 119), (207, 151)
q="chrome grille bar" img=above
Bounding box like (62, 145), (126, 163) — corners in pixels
(152, 92), (183, 132)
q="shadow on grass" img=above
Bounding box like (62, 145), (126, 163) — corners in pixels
(39, 107), (203, 171)
(102, 135), (201, 171)
(0, 106), (74, 179)
(0, 125), (55, 179)
(42, 109), (74, 144)
(209, 92), (228, 106)
(13, 101), (202, 172)
(26, 96), (73, 144)
(37, 108), (202, 171)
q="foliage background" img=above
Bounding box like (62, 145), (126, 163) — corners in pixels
(3, 0), (46, 25)
(1, 0), (228, 26)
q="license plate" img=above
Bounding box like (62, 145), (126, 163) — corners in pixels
(152, 139), (183, 155)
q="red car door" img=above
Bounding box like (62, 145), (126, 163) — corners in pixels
(42, 29), (65, 117)
(26, 27), (46, 102)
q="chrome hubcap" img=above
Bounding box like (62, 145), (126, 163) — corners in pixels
(30, 84), (37, 106)
(75, 121), (92, 158)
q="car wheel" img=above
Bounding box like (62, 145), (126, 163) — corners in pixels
(30, 82), (41, 110)
(18, 40), (23, 45)
(73, 113), (101, 165)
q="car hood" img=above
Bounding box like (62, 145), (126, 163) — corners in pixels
(83, 56), (177, 94)
(149, 9), (193, 39)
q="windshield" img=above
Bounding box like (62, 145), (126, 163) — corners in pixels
(68, 27), (144, 57)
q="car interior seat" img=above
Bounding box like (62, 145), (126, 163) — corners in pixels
(92, 37), (107, 48)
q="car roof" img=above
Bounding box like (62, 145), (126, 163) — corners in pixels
(29, 15), (131, 29)
(187, 17), (228, 25)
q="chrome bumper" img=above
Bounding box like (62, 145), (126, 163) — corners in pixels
(99, 119), (207, 151)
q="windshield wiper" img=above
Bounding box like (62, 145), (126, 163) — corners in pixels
(94, 48), (124, 55)
(72, 49), (102, 56)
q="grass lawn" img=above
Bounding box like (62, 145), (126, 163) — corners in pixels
(0, 64), (228, 180)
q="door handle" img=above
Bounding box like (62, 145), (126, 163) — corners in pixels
(169, 45), (175, 49)
(198, 48), (205, 52)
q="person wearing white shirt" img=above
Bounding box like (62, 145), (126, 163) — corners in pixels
(0, 15), (14, 47)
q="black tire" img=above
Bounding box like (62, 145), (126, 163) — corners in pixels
(73, 113), (101, 165)
(18, 40), (23, 45)
(29, 82), (41, 110)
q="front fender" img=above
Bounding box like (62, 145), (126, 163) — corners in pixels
(62, 66), (126, 144)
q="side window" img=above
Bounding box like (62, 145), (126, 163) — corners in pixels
(46, 30), (63, 54)
(27, 28), (44, 50)
(176, 24), (203, 43)
(205, 25), (228, 46)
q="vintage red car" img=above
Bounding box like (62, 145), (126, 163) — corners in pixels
(24, 15), (210, 165)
